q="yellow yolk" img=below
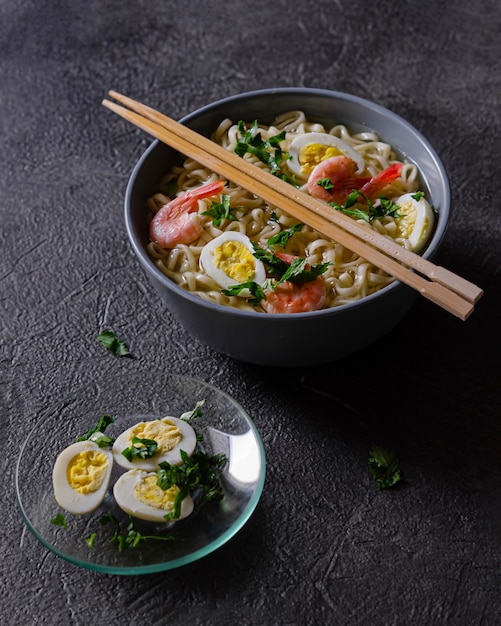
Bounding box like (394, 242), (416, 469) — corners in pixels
(127, 419), (182, 456)
(213, 240), (256, 282)
(299, 143), (343, 175)
(395, 199), (419, 238)
(66, 450), (109, 494)
(133, 475), (180, 512)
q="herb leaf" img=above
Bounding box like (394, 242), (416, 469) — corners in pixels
(235, 120), (288, 176)
(121, 436), (158, 462)
(180, 400), (205, 423)
(252, 244), (331, 283)
(368, 444), (402, 490)
(222, 280), (266, 306)
(412, 191), (424, 201)
(157, 449), (227, 521)
(100, 514), (173, 551)
(77, 414), (115, 446)
(267, 223), (304, 248)
(50, 513), (68, 528)
(97, 330), (130, 356)
(329, 190), (401, 222)
(201, 194), (237, 226)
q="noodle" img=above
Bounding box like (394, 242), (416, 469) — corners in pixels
(146, 112), (423, 312)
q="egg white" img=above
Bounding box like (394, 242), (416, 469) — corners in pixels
(52, 440), (113, 515)
(112, 416), (197, 471)
(199, 232), (266, 291)
(287, 132), (366, 178)
(395, 193), (435, 252)
(113, 469), (194, 522)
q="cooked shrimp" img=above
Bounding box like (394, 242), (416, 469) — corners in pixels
(262, 277), (327, 314)
(261, 252), (327, 314)
(307, 156), (402, 205)
(150, 179), (225, 248)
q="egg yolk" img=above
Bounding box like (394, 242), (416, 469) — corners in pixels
(127, 420), (182, 455)
(67, 450), (109, 494)
(134, 475), (180, 511)
(213, 240), (255, 282)
(299, 143), (343, 175)
(396, 200), (430, 239)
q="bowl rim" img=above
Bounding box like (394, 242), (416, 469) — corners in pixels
(124, 87), (451, 320)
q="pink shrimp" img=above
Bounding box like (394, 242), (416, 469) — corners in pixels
(261, 252), (327, 314)
(150, 179), (226, 248)
(307, 156), (402, 205)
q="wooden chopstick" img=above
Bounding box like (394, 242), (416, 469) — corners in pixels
(103, 91), (483, 320)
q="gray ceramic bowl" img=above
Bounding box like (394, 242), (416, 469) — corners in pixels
(124, 88), (450, 367)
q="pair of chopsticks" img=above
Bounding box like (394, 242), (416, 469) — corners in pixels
(102, 90), (483, 320)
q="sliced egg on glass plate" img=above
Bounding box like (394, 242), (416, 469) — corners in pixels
(112, 416), (197, 471)
(200, 232), (266, 292)
(52, 440), (113, 515)
(394, 192), (435, 252)
(113, 469), (194, 522)
(287, 132), (366, 178)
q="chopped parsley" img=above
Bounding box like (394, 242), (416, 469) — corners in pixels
(411, 191), (424, 201)
(121, 436), (158, 462)
(201, 194), (237, 226)
(76, 413), (115, 447)
(368, 444), (402, 490)
(157, 449), (228, 521)
(222, 280), (267, 306)
(50, 513), (68, 528)
(180, 399), (206, 442)
(251, 244), (331, 284)
(329, 190), (402, 223)
(100, 514), (174, 551)
(235, 120), (294, 182)
(267, 223), (304, 248)
(97, 330), (130, 357)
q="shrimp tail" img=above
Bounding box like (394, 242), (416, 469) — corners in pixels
(359, 163), (403, 200)
(165, 179), (226, 219)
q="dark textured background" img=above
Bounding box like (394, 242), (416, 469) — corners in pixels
(2, 1), (500, 624)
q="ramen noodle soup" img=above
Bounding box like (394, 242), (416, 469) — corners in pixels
(145, 111), (435, 314)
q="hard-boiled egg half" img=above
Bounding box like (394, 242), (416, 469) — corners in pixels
(200, 232), (266, 292)
(394, 192), (435, 252)
(113, 469), (194, 522)
(112, 416), (197, 471)
(52, 440), (113, 515)
(287, 132), (366, 178)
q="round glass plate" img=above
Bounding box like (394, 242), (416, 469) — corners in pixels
(16, 371), (266, 575)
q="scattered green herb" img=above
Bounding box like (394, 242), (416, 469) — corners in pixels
(77, 413), (115, 447)
(328, 190), (402, 222)
(201, 194), (237, 226)
(50, 513), (68, 528)
(267, 223), (304, 248)
(235, 120), (289, 177)
(97, 330), (130, 357)
(252, 244), (331, 284)
(100, 514), (173, 551)
(317, 177), (334, 192)
(180, 399), (205, 423)
(121, 436), (158, 462)
(411, 191), (424, 201)
(222, 280), (267, 306)
(85, 532), (97, 548)
(157, 449), (227, 521)
(368, 444), (402, 490)
(165, 180), (178, 198)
